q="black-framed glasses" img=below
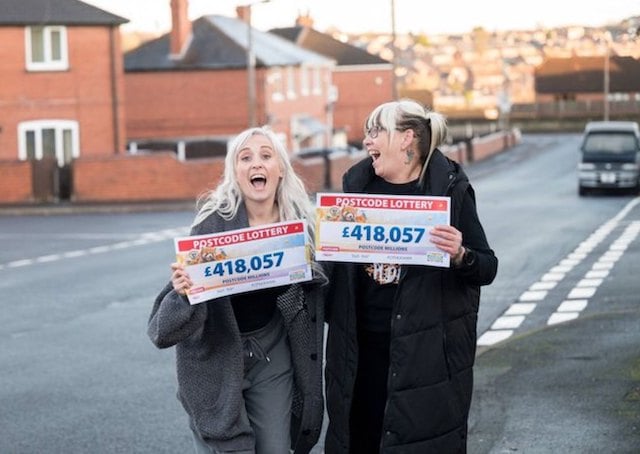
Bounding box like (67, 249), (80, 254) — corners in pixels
(365, 125), (385, 139)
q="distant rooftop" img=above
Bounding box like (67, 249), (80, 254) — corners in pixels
(270, 26), (390, 66)
(536, 55), (640, 93)
(0, 0), (128, 26)
(125, 15), (333, 72)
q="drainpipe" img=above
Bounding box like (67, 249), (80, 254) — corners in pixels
(109, 26), (121, 153)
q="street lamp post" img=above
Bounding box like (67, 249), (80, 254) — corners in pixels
(604, 42), (610, 121)
(390, 0), (399, 100)
(603, 31), (612, 121)
(243, 0), (271, 128)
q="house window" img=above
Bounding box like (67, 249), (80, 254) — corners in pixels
(312, 67), (322, 95)
(25, 26), (69, 71)
(18, 120), (79, 166)
(268, 69), (284, 102)
(300, 66), (309, 96)
(286, 66), (296, 99)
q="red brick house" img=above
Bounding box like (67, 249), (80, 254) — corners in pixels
(124, 0), (335, 154)
(271, 16), (394, 145)
(0, 0), (128, 202)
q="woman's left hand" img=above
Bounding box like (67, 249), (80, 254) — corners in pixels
(430, 224), (464, 261)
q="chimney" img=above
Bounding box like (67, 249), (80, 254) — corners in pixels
(236, 5), (251, 24)
(170, 0), (191, 57)
(295, 10), (314, 28)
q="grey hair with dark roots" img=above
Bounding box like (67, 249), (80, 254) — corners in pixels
(191, 127), (323, 276)
(364, 98), (448, 184)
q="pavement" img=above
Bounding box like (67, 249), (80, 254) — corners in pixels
(469, 308), (640, 453)
(3, 200), (639, 452)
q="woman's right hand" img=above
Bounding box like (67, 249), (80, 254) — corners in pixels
(171, 262), (192, 295)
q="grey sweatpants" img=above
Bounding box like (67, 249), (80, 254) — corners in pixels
(192, 313), (293, 454)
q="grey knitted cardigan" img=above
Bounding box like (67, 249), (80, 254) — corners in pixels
(148, 205), (326, 453)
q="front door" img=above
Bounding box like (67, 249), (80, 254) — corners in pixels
(19, 120), (79, 201)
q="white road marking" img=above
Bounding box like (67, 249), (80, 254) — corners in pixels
(592, 262), (614, 270)
(7, 259), (33, 268)
(529, 281), (557, 291)
(0, 227), (189, 269)
(585, 269), (609, 279)
(576, 278), (602, 287)
(477, 330), (513, 346)
(557, 300), (588, 312)
(519, 290), (547, 301)
(35, 255), (61, 263)
(491, 315), (525, 330)
(567, 287), (597, 299)
(548, 312), (579, 325)
(504, 303), (536, 315)
(479, 198), (640, 346)
(546, 219), (640, 326)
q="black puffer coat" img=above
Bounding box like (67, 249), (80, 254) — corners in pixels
(324, 150), (498, 453)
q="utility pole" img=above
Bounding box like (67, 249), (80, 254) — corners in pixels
(603, 40), (610, 121)
(603, 31), (611, 121)
(243, 0), (271, 128)
(390, 0), (398, 100)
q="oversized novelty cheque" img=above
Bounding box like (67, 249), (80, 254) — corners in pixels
(174, 220), (312, 304)
(315, 193), (451, 267)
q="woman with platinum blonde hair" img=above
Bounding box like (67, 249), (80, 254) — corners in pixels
(149, 126), (327, 454)
(324, 100), (498, 453)
(192, 127), (316, 236)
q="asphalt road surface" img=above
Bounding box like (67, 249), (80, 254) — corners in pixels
(0, 133), (638, 452)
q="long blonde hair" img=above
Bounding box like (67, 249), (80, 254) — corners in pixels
(364, 99), (448, 184)
(192, 127), (323, 275)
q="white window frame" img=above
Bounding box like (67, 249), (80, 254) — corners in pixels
(268, 68), (284, 102)
(18, 120), (80, 167)
(312, 67), (322, 95)
(286, 66), (297, 99)
(25, 25), (69, 71)
(300, 65), (309, 96)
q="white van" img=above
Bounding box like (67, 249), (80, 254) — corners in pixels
(577, 121), (640, 196)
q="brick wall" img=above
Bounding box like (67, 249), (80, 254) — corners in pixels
(0, 161), (33, 203)
(332, 68), (394, 144)
(0, 130), (519, 205)
(471, 130), (519, 161)
(291, 157), (327, 194)
(73, 153), (225, 202)
(124, 70), (250, 140)
(71, 151), (368, 203)
(72, 131), (517, 203)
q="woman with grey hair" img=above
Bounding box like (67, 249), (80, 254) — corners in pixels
(324, 99), (498, 453)
(148, 127), (326, 454)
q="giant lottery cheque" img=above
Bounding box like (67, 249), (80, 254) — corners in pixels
(174, 220), (312, 304)
(315, 193), (451, 267)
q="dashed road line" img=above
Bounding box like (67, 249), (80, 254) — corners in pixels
(0, 227), (189, 271)
(547, 220), (640, 326)
(478, 197), (640, 346)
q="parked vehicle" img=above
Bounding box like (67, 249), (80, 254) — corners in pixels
(577, 121), (640, 196)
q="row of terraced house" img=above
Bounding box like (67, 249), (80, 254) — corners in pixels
(1, 0), (523, 205)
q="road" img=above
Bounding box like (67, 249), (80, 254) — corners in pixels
(0, 133), (638, 452)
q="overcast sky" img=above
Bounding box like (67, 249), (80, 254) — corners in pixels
(82, 0), (640, 35)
